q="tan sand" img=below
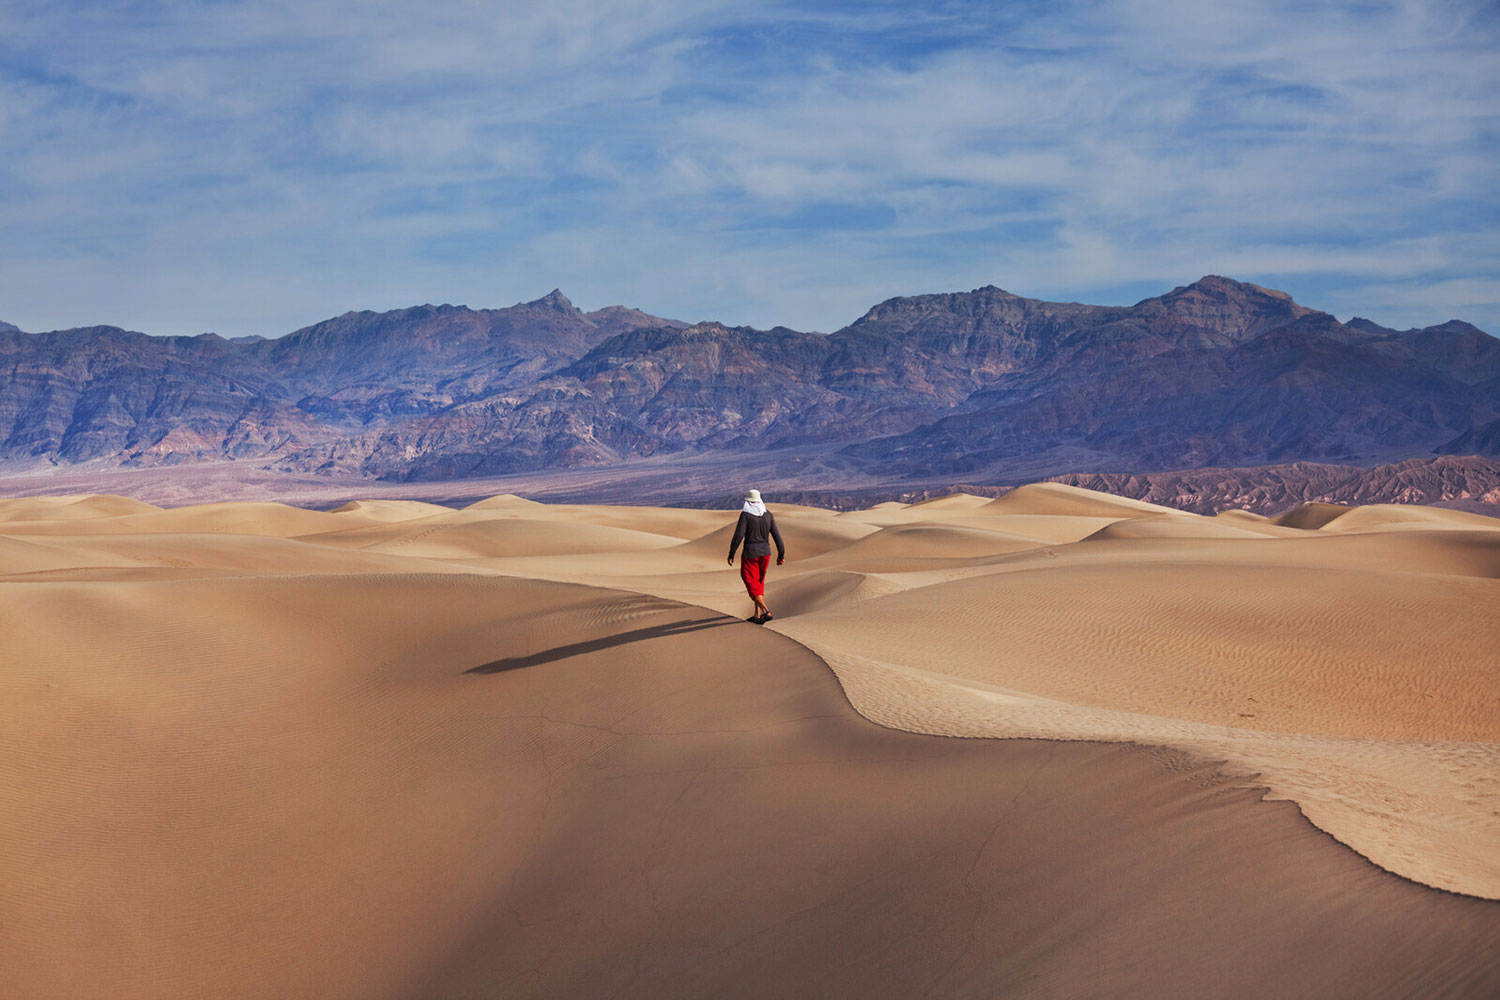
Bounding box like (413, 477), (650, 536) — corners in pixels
(0, 499), (366, 538)
(1272, 499), (1355, 529)
(1217, 507), (1271, 521)
(982, 481), (1190, 517)
(909, 490), (994, 510)
(2, 486), (1498, 998)
(0, 493), (163, 522)
(1082, 513), (1273, 540)
(426, 494), (1500, 897)
(1318, 502), (1500, 533)
(326, 498), (456, 520)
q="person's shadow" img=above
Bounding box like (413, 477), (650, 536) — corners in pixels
(465, 616), (738, 674)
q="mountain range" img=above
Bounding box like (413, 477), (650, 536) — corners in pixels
(2, 276), (1497, 499)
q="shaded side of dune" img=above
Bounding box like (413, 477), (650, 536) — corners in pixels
(3, 573), (1498, 999)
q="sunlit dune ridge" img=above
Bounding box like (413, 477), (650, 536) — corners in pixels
(2, 485), (1498, 998)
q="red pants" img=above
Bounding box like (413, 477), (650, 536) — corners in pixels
(740, 555), (771, 597)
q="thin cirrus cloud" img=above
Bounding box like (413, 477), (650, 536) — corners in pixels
(0, 0), (1494, 338)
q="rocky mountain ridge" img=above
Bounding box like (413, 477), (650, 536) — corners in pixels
(0, 291), (686, 469)
(2, 277), (1496, 490)
(1046, 454), (1500, 516)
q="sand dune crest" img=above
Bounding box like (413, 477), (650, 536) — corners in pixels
(983, 481), (1189, 518)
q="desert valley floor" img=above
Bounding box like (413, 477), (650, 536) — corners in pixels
(2, 484), (1498, 998)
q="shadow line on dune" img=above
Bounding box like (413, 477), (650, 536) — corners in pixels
(465, 615), (739, 674)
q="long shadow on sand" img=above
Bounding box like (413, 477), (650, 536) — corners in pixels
(466, 616), (739, 674)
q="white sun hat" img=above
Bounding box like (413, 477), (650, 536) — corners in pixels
(745, 489), (762, 502)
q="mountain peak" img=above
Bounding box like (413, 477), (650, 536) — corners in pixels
(1424, 319), (1489, 337)
(527, 289), (578, 312)
(852, 284), (1025, 326)
(681, 321), (733, 336)
(1346, 316), (1397, 336)
(1173, 275), (1294, 302)
(1139, 275), (1316, 340)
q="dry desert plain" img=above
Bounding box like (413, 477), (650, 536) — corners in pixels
(2, 483), (1498, 998)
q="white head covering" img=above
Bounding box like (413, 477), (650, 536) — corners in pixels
(742, 488), (766, 516)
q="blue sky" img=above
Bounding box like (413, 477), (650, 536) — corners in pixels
(1, 0), (1496, 336)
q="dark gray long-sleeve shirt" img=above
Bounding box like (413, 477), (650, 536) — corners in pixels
(729, 510), (785, 560)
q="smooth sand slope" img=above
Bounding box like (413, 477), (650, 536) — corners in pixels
(2, 487), (1498, 998)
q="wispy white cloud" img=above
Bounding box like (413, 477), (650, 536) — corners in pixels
(0, 0), (1494, 336)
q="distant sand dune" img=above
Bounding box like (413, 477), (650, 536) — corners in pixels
(1272, 500), (1354, 529)
(339, 517), (682, 559)
(0, 499), (367, 538)
(2, 485), (1498, 997)
(1317, 502), (1500, 533)
(909, 491), (993, 510)
(1082, 513), (1272, 540)
(799, 522), (1049, 567)
(982, 481), (1189, 518)
(326, 498), (455, 519)
(0, 493), (162, 523)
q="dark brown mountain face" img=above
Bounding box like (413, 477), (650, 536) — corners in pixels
(1, 277), (1496, 488)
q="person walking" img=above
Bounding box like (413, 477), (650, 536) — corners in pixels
(727, 488), (785, 624)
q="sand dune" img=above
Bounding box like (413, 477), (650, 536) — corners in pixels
(0, 499), (390, 538)
(462, 492), (545, 510)
(1272, 499), (1354, 529)
(311, 516), (682, 559)
(909, 490), (993, 511)
(785, 547), (1500, 741)
(3, 486), (1498, 997)
(0, 532), (474, 581)
(1082, 513), (1273, 540)
(532, 503), (731, 539)
(0, 532), (101, 575)
(326, 498), (455, 520)
(983, 481), (1189, 518)
(1317, 501), (1500, 533)
(1211, 508), (1309, 536)
(799, 522), (1049, 568)
(0, 493), (162, 522)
